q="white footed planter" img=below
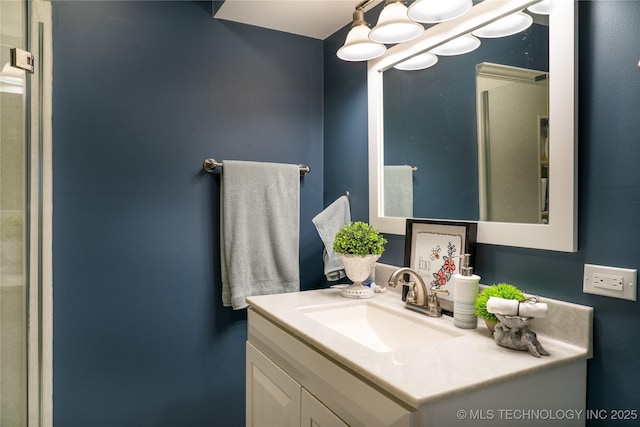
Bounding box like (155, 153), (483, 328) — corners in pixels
(339, 254), (380, 299)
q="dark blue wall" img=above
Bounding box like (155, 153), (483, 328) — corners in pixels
(52, 1), (323, 426)
(325, 2), (640, 424)
(323, 34), (370, 222)
(51, 0), (640, 425)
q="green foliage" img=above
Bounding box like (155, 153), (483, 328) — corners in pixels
(333, 221), (387, 256)
(474, 283), (526, 323)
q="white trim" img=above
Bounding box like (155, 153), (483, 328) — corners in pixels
(368, 0), (577, 252)
(476, 62), (548, 83)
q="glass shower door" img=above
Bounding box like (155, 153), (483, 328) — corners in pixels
(0, 0), (28, 425)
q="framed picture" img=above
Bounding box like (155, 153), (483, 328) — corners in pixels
(403, 219), (477, 309)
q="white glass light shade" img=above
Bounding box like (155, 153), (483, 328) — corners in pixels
(337, 24), (387, 61)
(408, 0), (472, 23)
(369, 1), (424, 44)
(472, 11), (533, 38)
(430, 34), (480, 56)
(394, 52), (438, 71)
(528, 0), (551, 15)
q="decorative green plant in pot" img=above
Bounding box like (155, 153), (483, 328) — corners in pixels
(474, 283), (526, 333)
(333, 221), (387, 299)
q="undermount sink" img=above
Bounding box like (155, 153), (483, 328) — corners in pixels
(299, 301), (461, 353)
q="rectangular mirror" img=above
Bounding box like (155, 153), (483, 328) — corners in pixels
(368, 0), (577, 251)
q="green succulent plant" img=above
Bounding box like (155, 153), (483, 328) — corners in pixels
(333, 221), (387, 256)
(474, 283), (526, 324)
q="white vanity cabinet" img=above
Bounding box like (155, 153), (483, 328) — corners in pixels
(301, 388), (348, 427)
(246, 309), (412, 427)
(246, 342), (300, 427)
(246, 289), (592, 427)
(246, 341), (348, 427)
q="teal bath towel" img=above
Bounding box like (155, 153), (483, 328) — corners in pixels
(220, 160), (300, 309)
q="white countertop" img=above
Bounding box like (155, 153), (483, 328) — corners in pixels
(247, 287), (591, 409)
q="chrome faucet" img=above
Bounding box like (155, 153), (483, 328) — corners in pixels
(388, 267), (428, 305)
(388, 267), (449, 317)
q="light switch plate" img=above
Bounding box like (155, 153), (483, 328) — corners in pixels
(583, 264), (637, 301)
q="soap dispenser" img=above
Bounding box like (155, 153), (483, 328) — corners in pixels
(453, 254), (480, 329)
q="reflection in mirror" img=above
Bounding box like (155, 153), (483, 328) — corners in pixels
(368, 0), (577, 251)
(383, 20), (548, 223)
(477, 63), (549, 224)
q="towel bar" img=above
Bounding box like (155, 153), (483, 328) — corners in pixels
(203, 158), (310, 176)
(387, 165), (418, 172)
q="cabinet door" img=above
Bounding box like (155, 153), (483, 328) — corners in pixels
(301, 389), (348, 427)
(246, 342), (301, 427)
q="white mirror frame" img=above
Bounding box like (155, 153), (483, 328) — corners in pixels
(368, 0), (577, 252)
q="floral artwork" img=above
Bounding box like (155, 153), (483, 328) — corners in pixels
(414, 232), (462, 290)
(405, 220), (477, 306)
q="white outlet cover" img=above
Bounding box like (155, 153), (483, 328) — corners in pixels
(583, 264), (637, 301)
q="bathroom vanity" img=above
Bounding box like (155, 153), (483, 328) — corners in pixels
(246, 283), (592, 426)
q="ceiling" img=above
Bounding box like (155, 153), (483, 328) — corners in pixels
(214, 0), (384, 40)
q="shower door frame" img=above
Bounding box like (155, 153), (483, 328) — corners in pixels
(25, 1), (53, 426)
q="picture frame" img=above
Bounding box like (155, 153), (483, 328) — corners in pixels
(403, 219), (477, 311)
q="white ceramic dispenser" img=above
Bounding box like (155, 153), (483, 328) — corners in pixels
(453, 254), (480, 329)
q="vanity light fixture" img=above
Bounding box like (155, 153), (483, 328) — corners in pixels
(337, 0), (539, 63)
(527, 0), (551, 15)
(472, 11), (533, 38)
(369, 0), (424, 44)
(408, 0), (472, 24)
(393, 52), (438, 71)
(430, 34), (480, 56)
(337, 4), (387, 61)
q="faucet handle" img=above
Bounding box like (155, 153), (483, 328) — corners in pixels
(405, 281), (417, 303)
(425, 287), (449, 317)
(399, 278), (413, 286)
(430, 287), (450, 296)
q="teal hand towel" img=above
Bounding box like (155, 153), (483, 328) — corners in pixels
(221, 160), (300, 309)
(312, 195), (351, 281)
(384, 165), (413, 218)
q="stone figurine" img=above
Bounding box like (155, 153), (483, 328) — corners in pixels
(493, 314), (550, 358)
